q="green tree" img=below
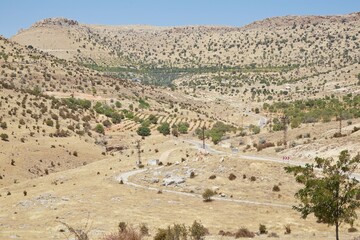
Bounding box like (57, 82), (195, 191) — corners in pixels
(285, 150), (360, 240)
(137, 126), (151, 136)
(178, 122), (189, 134)
(157, 122), (170, 136)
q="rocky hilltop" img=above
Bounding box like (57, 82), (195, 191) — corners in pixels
(31, 17), (79, 28)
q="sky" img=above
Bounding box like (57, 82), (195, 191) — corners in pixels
(1, 0), (359, 38)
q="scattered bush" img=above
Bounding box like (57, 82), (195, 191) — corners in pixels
(284, 225), (291, 234)
(157, 122), (170, 136)
(256, 142), (275, 151)
(259, 224), (268, 234)
(235, 227), (255, 238)
(189, 221), (209, 240)
(202, 189), (215, 202)
(102, 225), (142, 240)
(0, 133), (9, 141)
(154, 224), (187, 240)
(228, 173), (237, 180)
(95, 124), (105, 134)
(272, 185), (280, 192)
(0, 122), (7, 129)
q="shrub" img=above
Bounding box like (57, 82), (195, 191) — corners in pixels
(284, 225), (291, 234)
(102, 225), (142, 240)
(352, 127), (360, 133)
(139, 223), (149, 236)
(154, 224), (187, 240)
(272, 185), (280, 192)
(137, 126), (151, 137)
(189, 221), (209, 240)
(157, 122), (170, 136)
(95, 124), (105, 134)
(348, 227), (358, 233)
(228, 173), (237, 180)
(259, 224), (268, 234)
(46, 119), (54, 127)
(118, 222), (127, 232)
(103, 119), (112, 127)
(0, 122), (7, 129)
(256, 142), (275, 151)
(202, 189), (215, 202)
(209, 174), (216, 180)
(178, 122), (189, 134)
(0, 133), (9, 141)
(235, 227), (255, 238)
(148, 114), (158, 124)
(250, 176), (256, 181)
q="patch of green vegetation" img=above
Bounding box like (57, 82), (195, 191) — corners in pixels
(196, 121), (236, 144)
(62, 97), (91, 110)
(264, 94), (360, 127)
(157, 122), (170, 136)
(84, 63), (299, 86)
(138, 98), (150, 109)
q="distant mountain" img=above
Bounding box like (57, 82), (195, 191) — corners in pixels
(11, 13), (360, 70)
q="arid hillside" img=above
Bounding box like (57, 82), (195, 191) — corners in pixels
(12, 13), (360, 69)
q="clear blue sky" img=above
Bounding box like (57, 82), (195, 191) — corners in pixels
(1, 0), (359, 38)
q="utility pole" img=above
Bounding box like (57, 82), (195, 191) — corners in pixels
(136, 140), (141, 165)
(338, 111), (342, 135)
(202, 125), (206, 150)
(281, 115), (289, 148)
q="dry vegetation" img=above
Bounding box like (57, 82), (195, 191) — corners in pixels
(0, 12), (359, 240)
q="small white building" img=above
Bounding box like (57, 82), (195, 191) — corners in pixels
(148, 159), (159, 166)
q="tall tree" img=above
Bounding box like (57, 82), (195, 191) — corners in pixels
(285, 150), (360, 240)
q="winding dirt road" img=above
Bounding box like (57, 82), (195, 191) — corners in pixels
(114, 139), (360, 209)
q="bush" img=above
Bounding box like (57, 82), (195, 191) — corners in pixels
(157, 122), (170, 136)
(228, 173), (237, 180)
(284, 225), (291, 234)
(352, 127), (360, 133)
(256, 142), (275, 151)
(139, 223), (149, 236)
(259, 224), (268, 234)
(154, 224), (187, 240)
(348, 227), (358, 233)
(0, 133), (9, 141)
(137, 126), (151, 137)
(103, 119), (112, 127)
(202, 189), (215, 202)
(189, 221), (209, 240)
(0, 122), (7, 129)
(178, 122), (189, 134)
(148, 114), (158, 124)
(95, 124), (105, 134)
(46, 119), (54, 127)
(235, 227), (255, 238)
(209, 174), (216, 180)
(272, 185), (280, 192)
(102, 225), (142, 240)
